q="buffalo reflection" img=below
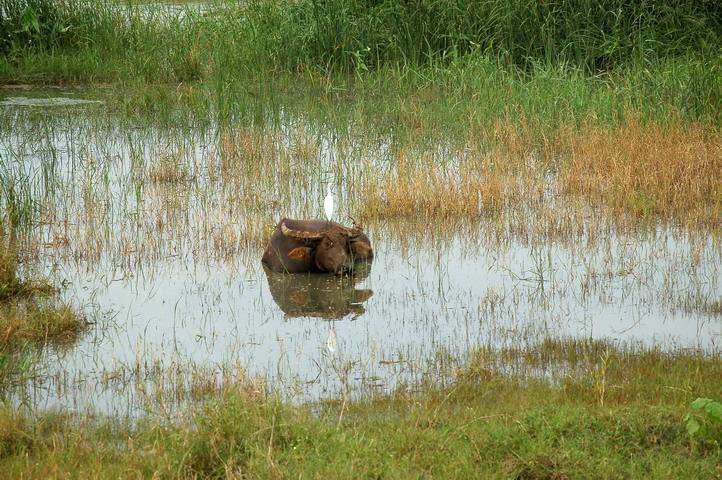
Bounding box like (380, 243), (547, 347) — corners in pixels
(263, 262), (373, 320)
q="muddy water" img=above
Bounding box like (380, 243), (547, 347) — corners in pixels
(1, 91), (720, 416)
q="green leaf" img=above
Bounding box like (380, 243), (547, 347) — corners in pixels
(686, 418), (701, 436)
(704, 401), (722, 423)
(690, 398), (712, 411)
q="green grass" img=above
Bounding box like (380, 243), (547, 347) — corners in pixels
(0, 341), (720, 478)
(0, 0), (720, 124)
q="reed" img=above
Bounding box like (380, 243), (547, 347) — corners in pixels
(1, 0), (720, 122)
(241, 0), (720, 75)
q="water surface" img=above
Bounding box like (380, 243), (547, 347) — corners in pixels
(1, 89), (719, 416)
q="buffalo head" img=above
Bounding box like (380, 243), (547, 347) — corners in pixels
(262, 218), (373, 275)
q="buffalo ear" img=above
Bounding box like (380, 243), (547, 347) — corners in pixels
(288, 247), (312, 260)
(351, 241), (373, 259)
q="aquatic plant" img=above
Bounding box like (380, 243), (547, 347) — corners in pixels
(0, 227), (87, 351)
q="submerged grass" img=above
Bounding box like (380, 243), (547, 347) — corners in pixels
(341, 114), (720, 226)
(0, 341), (720, 478)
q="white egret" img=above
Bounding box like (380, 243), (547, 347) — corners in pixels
(324, 182), (334, 226)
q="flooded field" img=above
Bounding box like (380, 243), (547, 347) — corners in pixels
(1, 89), (720, 417)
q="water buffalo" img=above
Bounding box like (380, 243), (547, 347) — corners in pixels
(261, 218), (373, 275)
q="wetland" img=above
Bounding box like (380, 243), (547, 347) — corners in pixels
(0, 0), (721, 477)
(2, 89), (718, 410)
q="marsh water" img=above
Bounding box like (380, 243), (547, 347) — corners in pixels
(1, 89), (720, 417)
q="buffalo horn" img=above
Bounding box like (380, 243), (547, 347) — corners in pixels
(280, 222), (360, 241)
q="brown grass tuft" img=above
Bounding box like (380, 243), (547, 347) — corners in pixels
(0, 235), (88, 349)
(1, 300), (87, 348)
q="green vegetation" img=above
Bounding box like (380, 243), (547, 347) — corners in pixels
(1, 0), (720, 123)
(686, 398), (722, 447)
(2, 0), (720, 74)
(2, 0), (720, 225)
(0, 341), (720, 478)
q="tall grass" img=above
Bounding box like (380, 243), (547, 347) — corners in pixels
(1, 0), (209, 83)
(558, 116), (722, 224)
(241, 0), (721, 74)
(1, 0), (720, 122)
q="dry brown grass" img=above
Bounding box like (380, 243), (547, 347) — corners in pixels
(557, 117), (722, 225)
(0, 235), (87, 349)
(147, 150), (192, 184)
(1, 300), (86, 347)
(354, 116), (719, 230)
(360, 159), (520, 218)
(358, 135), (545, 220)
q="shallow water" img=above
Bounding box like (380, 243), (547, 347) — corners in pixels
(0, 96), (104, 107)
(1, 90), (720, 416)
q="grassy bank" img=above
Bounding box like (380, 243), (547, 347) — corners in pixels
(0, 341), (720, 478)
(0, 0), (720, 123)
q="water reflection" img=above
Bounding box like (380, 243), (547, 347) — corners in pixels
(263, 262), (373, 321)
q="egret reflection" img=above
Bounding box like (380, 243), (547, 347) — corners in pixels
(263, 262), (373, 320)
(326, 327), (338, 352)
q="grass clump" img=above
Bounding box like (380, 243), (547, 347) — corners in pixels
(358, 142), (531, 219)
(0, 233), (87, 352)
(0, 300), (85, 349)
(0, 239), (50, 302)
